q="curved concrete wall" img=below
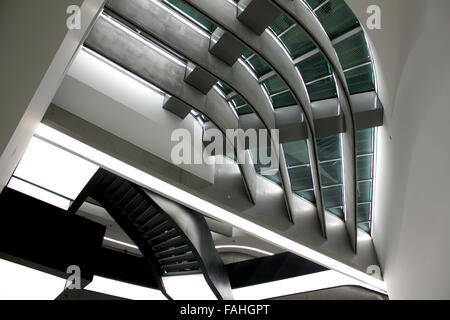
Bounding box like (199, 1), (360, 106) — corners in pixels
(347, 0), (450, 299)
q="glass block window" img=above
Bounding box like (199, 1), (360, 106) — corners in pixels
(317, 134), (344, 218)
(269, 14), (294, 36)
(246, 54), (272, 78)
(284, 140), (315, 203)
(335, 33), (371, 70)
(306, 76), (337, 101)
(217, 81), (233, 96)
(230, 96), (253, 116)
(262, 75), (297, 109)
(304, 0), (328, 10)
(345, 63), (375, 94)
(314, 0), (359, 40)
(162, 0), (217, 33)
(262, 75), (287, 95)
(279, 25), (316, 59)
(356, 128), (375, 232)
(298, 53), (332, 83)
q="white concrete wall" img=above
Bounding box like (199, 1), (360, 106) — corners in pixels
(346, 0), (450, 299)
(0, 0), (104, 190)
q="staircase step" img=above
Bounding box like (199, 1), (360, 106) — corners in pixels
(133, 206), (156, 226)
(110, 182), (131, 202)
(116, 188), (137, 207)
(150, 228), (178, 244)
(128, 200), (150, 221)
(163, 270), (202, 276)
(162, 261), (200, 273)
(104, 177), (123, 196)
(97, 173), (116, 191)
(122, 194), (144, 214)
(144, 220), (172, 239)
(152, 236), (185, 251)
(158, 252), (195, 265)
(140, 213), (164, 232)
(155, 244), (190, 259)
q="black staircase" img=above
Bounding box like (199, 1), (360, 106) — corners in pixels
(70, 168), (233, 300)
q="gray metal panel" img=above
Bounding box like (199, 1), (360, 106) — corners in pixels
(275, 106), (308, 143)
(350, 92), (384, 130)
(162, 95), (191, 119)
(183, 0), (327, 237)
(311, 98), (345, 137)
(209, 28), (248, 66)
(184, 62), (218, 94)
(86, 15), (256, 204)
(106, 0), (292, 216)
(237, 0), (281, 35)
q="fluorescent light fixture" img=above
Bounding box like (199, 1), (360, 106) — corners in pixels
(0, 258), (66, 300)
(103, 237), (139, 250)
(8, 177), (71, 210)
(82, 46), (166, 96)
(85, 276), (167, 300)
(232, 270), (363, 300)
(14, 137), (99, 200)
(150, 0), (210, 39)
(162, 274), (217, 300)
(215, 245), (274, 256)
(34, 124), (387, 294)
(101, 14), (187, 68)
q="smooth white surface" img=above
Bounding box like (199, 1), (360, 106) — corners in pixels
(233, 270), (361, 300)
(54, 48), (214, 183)
(162, 274), (217, 300)
(8, 177), (71, 210)
(14, 137), (99, 200)
(85, 276), (167, 300)
(346, 0), (450, 299)
(0, 259), (66, 300)
(35, 124), (386, 293)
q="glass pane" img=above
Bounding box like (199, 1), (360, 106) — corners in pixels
(269, 14), (294, 36)
(357, 181), (372, 203)
(264, 172), (281, 186)
(247, 55), (272, 77)
(296, 190), (316, 204)
(289, 166), (314, 191)
(251, 147), (273, 173)
(358, 222), (371, 232)
(335, 33), (371, 70)
(272, 91), (297, 109)
(307, 77), (337, 101)
(323, 185), (343, 208)
(217, 81), (232, 96)
(279, 26), (316, 59)
(236, 105), (253, 116)
(263, 76), (287, 95)
(345, 64), (375, 94)
(241, 49), (253, 60)
(356, 155), (373, 181)
(283, 140), (310, 167)
(357, 203), (371, 223)
(356, 128), (373, 155)
(298, 54), (331, 83)
(329, 207), (344, 219)
(317, 135), (341, 161)
(231, 96), (246, 108)
(315, 0), (359, 39)
(319, 160), (342, 186)
(163, 0), (217, 33)
(305, 0), (327, 10)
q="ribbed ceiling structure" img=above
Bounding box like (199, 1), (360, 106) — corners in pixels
(78, 0), (384, 281)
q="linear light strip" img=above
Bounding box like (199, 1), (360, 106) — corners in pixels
(34, 124), (386, 294)
(215, 245), (274, 257)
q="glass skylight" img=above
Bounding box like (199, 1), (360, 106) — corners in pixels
(162, 0), (217, 33)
